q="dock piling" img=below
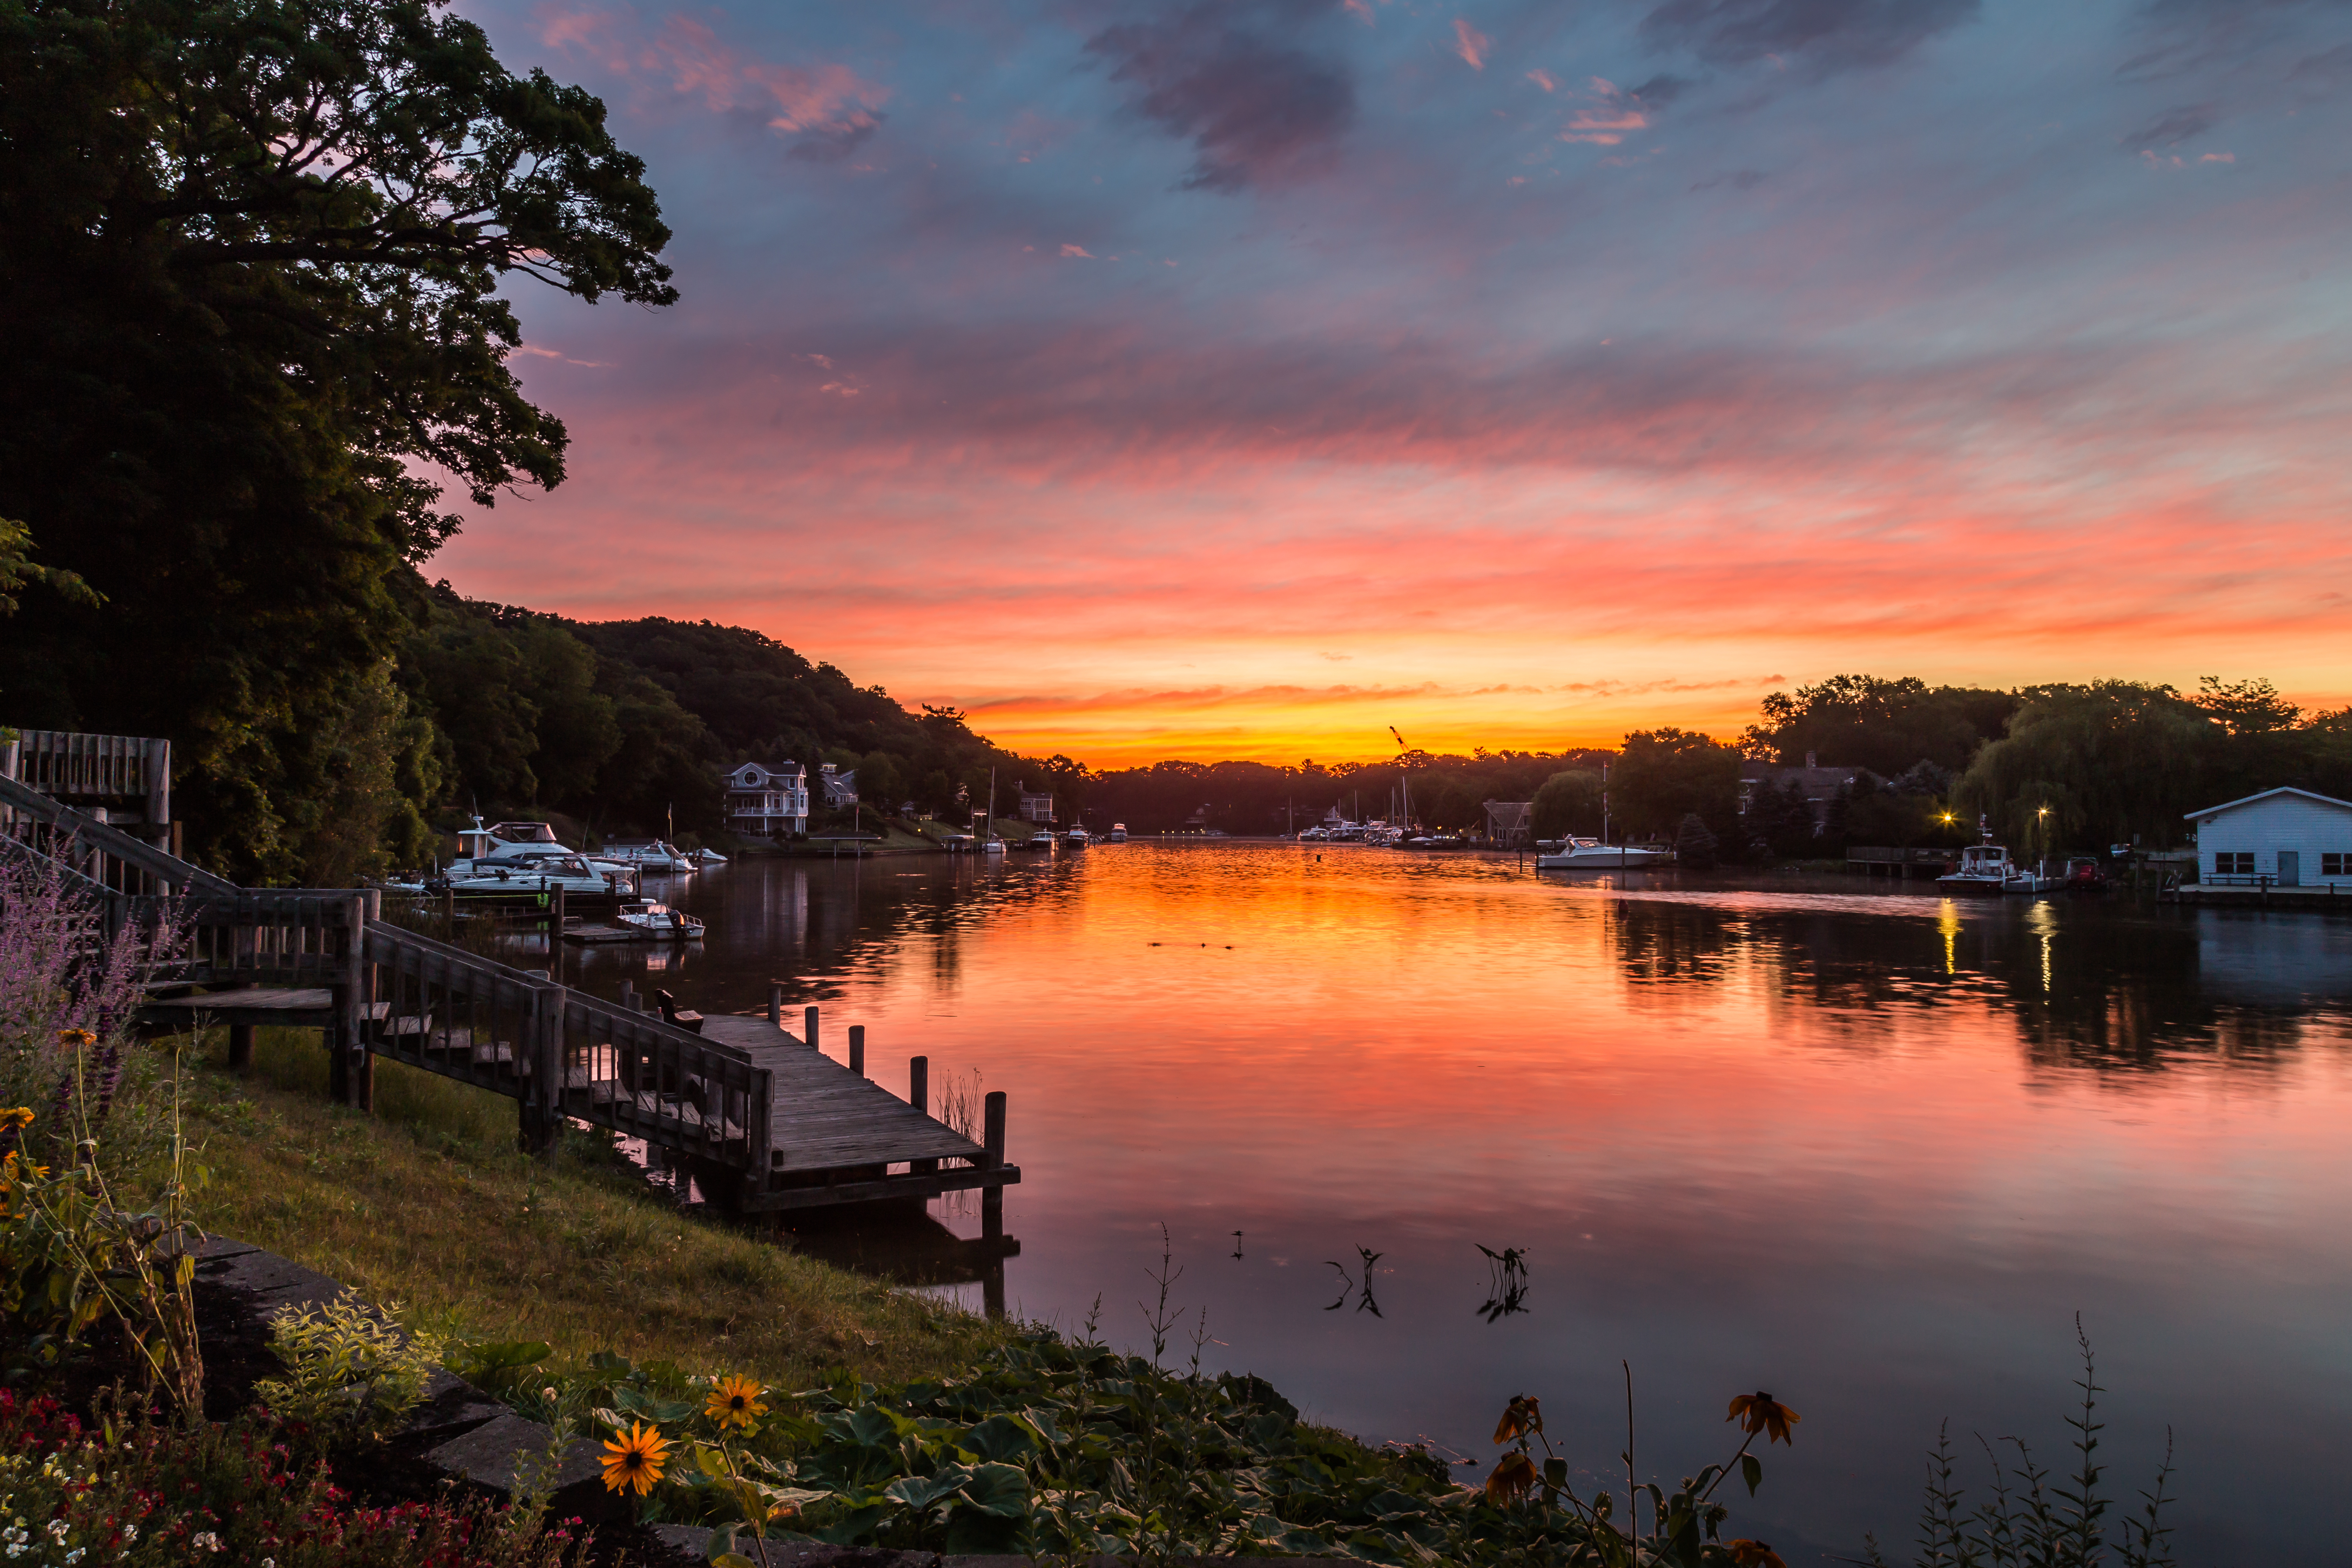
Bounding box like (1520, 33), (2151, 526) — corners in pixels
(910, 1055), (934, 1177)
(804, 1005), (820, 1051)
(982, 1090), (1006, 1232)
(228, 1023), (254, 1070)
(848, 1024), (865, 1077)
(768, 983), (783, 1028)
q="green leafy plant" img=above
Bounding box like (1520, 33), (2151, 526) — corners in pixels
(1866, 1324), (2176, 1568)
(254, 1292), (446, 1440)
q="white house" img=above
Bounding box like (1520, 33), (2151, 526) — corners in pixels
(816, 763), (858, 808)
(2183, 787), (2352, 887)
(724, 761), (809, 838)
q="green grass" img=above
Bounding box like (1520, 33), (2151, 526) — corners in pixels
(170, 1027), (1014, 1388)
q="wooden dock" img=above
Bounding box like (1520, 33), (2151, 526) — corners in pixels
(4, 773), (1017, 1218)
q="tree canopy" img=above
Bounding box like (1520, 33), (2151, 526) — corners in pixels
(1742, 675), (2018, 776)
(0, 0), (673, 878)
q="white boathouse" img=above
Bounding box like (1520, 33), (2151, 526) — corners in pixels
(2184, 787), (2352, 887)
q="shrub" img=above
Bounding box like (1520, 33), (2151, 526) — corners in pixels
(0, 1391), (587, 1568)
(254, 1293), (447, 1441)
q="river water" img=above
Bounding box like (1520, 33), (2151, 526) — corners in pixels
(554, 842), (2352, 1564)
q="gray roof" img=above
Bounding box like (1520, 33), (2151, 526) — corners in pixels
(2184, 786), (2352, 820)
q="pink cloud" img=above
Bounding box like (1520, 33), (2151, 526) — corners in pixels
(1561, 79), (1649, 144)
(536, 6), (888, 144)
(1060, 243), (1096, 258)
(1453, 19), (1490, 70)
(1527, 68), (1558, 92)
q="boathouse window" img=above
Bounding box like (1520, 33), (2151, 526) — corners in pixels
(2216, 853), (2255, 876)
(2325, 854), (2347, 877)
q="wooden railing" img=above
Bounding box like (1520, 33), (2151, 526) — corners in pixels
(16, 794), (781, 1198)
(4, 730), (170, 828)
(360, 922), (771, 1178)
(0, 773), (231, 898)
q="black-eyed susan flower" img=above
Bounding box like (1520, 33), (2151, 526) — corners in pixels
(705, 1374), (768, 1432)
(601, 1421), (669, 1495)
(1492, 1393), (1542, 1445)
(1726, 1392), (1801, 1446)
(0, 1107), (33, 1132)
(56, 1028), (96, 1047)
(1483, 1450), (1539, 1505)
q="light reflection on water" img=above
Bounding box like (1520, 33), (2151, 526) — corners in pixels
(556, 843), (2352, 1565)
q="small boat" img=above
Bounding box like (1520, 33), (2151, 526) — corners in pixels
(1018, 830), (1054, 850)
(1937, 843), (2019, 894)
(1535, 837), (1672, 870)
(600, 839), (698, 873)
(615, 899), (704, 938)
(692, 847), (729, 866)
(1108, 823), (1128, 842)
(2063, 856), (2108, 893)
(1064, 825), (1090, 847)
(982, 836), (1006, 856)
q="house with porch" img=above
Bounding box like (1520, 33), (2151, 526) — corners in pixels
(723, 761), (809, 838)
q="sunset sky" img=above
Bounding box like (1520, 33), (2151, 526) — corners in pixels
(438, 0), (2352, 765)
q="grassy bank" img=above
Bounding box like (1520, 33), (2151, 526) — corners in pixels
(172, 1026), (1013, 1387)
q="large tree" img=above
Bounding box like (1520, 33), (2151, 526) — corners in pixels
(1954, 682), (2222, 851)
(1609, 728), (1741, 841)
(1742, 674), (2018, 776)
(0, 0), (673, 878)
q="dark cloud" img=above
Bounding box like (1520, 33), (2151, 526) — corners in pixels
(1085, 2), (1356, 190)
(2121, 103), (2216, 145)
(788, 118), (884, 163)
(1625, 73), (1693, 105)
(1639, 0), (1981, 71)
(2120, 0), (2352, 78)
(2289, 40), (2352, 93)
(1690, 168), (1768, 191)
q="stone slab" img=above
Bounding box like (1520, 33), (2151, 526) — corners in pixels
(419, 1413), (622, 1523)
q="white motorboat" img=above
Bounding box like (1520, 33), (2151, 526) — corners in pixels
(1108, 823), (1128, 842)
(614, 899), (705, 938)
(1535, 837), (1672, 870)
(444, 819), (637, 881)
(1937, 842), (2017, 894)
(1018, 830), (1053, 850)
(440, 856), (632, 897)
(691, 847), (728, 866)
(599, 839), (698, 873)
(982, 836), (1006, 855)
(1064, 825), (1090, 847)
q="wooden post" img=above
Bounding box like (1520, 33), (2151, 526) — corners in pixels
(144, 737), (170, 850)
(228, 1024), (254, 1070)
(620, 978), (636, 1012)
(982, 1089), (1006, 1232)
(442, 883), (455, 936)
(804, 1004), (819, 1051)
(910, 1054), (934, 1177)
(553, 881), (566, 937)
(524, 985), (565, 1162)
(768, 983), (783, 1028)
(848, 1024), (865, 1077)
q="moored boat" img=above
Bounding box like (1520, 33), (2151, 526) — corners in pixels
(1535, 837), (1671, 869)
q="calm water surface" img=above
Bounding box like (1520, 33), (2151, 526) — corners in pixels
(559, 843), (2352, 1564)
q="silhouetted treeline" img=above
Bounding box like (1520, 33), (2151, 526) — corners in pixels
(1077, 752), (1613, 835)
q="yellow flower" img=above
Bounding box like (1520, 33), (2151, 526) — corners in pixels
(601, 1421), (669, 1496)
(55, 1029), (96, 1047)
(0, 1107), (33, 1132)
(1483, 1450), (1538, 1505)
(705, 1374), (769, 1432)
(1492, 1393), (1542, 1446)
(1726, 1392), (1801, 1447)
